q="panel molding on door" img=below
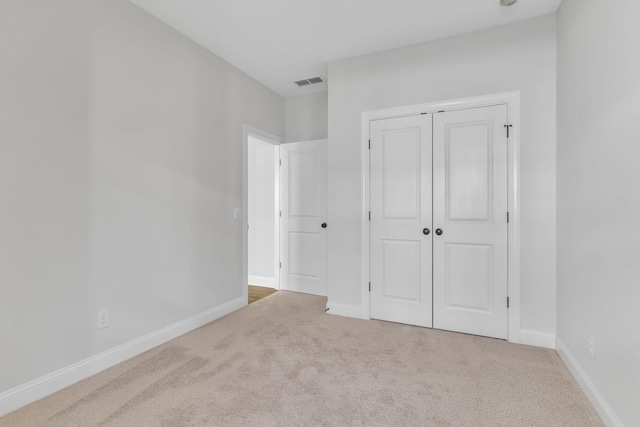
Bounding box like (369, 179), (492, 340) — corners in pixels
(370, 115), (433, 328)
(432, 105), (509, 339)
(280, 140), (328, 296)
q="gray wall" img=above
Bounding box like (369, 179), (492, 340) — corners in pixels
(557, 1), (640, 425)
(0, 0), (94, 390)
(285, 92), (328, 143)
(0, 0), (284, 394)
(248, 137), (277, 286)
(327, 15), (558, 336)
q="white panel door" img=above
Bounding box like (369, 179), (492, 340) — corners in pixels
(280, 140), (328, 296)
(432, 105), (509, 339)
(370, 115), (433, 327)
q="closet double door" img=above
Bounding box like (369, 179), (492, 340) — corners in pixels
(370, 105), (508, 339)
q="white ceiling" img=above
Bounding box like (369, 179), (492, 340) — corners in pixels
(127, 0), (562, 98)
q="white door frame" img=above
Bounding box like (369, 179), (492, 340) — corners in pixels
(360, 92), (522, 343)
(242, 124), (282, 305)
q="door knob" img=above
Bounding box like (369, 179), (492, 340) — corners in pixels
(422, 228), (430, 235)
(321, 223), (327, 228)
(435, 228), (443, 236)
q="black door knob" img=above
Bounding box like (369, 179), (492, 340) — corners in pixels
(423, 228), (430, 235)
(321, 223), (327, 228)
(435, 228), (443, 236)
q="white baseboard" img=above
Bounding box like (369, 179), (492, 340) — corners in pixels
(556, 338), (623, 427)
(248, 275), (275, 288)
(0, 296), (246, 418)
(325, 302), (367, 319)
(519, 329), (556, 349)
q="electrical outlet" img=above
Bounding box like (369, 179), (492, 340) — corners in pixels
(97, 310), (110, 330)
(587, 335), (595, 359)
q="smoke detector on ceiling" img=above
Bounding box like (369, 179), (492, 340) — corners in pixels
(294, 76), (324, 87)
(499, 0), (518, 5)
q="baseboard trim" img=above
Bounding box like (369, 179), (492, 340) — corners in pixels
(556, 338), (623, 427)
(519, 329), (556, 349)
(248, 275), (275, 288)
(0, 296), (246, 417)
(325, 302), (367, 319)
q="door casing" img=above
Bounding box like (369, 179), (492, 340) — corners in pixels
(360, 92), (522, 343)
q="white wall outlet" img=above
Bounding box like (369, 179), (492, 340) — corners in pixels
(233, 207), (241, 220)
(587, 335), (595, 359)
(97, 310), (110, 330)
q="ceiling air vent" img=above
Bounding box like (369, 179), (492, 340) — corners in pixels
(294, 76), (324, 87)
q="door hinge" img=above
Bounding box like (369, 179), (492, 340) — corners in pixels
(507, 297), (510, 308)
(504, 124), (513, 138)
(279, 211), (282, 218)
(507, 212), (510, 223)
(369, 282), (371, 292)
(369, 211), (371, 221)
(279, 159), (282, 166)
(368, 139), (371, 149)
(279, 262), (282, 269)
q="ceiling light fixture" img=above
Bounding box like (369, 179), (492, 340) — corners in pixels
(500, 0), (518, 6)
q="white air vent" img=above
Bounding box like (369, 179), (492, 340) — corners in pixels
(294, 76), (324, 87)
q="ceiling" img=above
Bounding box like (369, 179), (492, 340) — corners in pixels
(127, 0), (562, 98)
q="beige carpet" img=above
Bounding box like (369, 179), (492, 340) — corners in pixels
(0, 291), (601, 427)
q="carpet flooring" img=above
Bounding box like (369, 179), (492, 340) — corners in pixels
(0, 291), (601, 426)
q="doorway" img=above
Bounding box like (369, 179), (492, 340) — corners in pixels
(242, 127), (329, 305)
(361, 93), (521, 341)
(248, 135), (280, 291)
(244, 126), (282, 305)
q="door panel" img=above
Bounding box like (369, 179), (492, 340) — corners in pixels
(289, 232), (320, 277)
(445, 243), (492, 312)
(382, 132), (421, 219)
(447, 124), (491, 221)
(280, 140), (328, 296)
(289, 150), (319, 217)
(433, 105), (508, 339)
(370, 115), (433, 328)
(382, 240), (420, 300)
